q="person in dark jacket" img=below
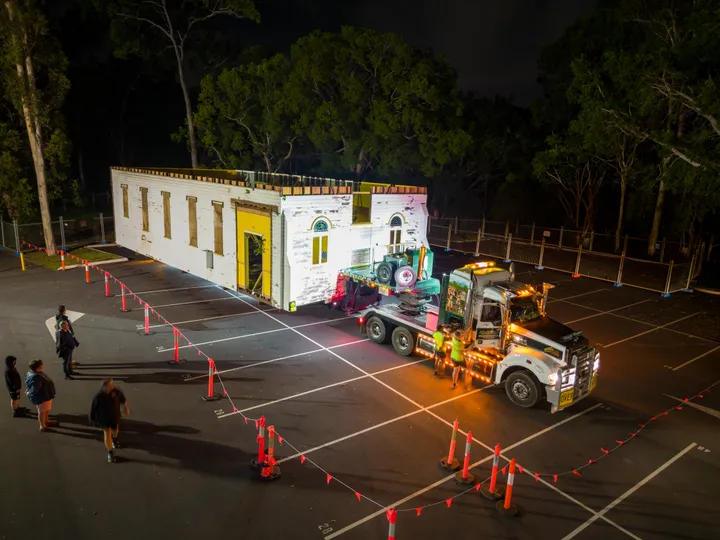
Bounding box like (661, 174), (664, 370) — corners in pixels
(90, 379), (129, 463)
(25, 360), (56, 431)
(55, 305), (78, 369)
(56, 320), (79, 379)
(4, 355), (27, 417)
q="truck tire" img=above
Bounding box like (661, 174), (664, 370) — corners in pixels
(391, 326), (415, 356)
(376, 262), (394, 284)
(394, 265), (417, 288)
(505, 371), (540, 408)
(366, 316), (389, 344)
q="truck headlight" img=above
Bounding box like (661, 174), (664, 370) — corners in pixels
(593, 352), (600, 372)
(548, 372), (558, 385)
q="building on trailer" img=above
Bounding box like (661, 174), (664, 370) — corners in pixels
(110, 167), (430, 311)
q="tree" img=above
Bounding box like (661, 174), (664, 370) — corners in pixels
(287, 27), (471, 179)
(0, 121), (34, 218)
(107, 0), (259, 169)
(194, 54), (297, 172)
(0, 0), (71, 254)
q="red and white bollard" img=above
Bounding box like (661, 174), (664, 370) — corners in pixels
(120, 284), (129, 312)
(454, 431), (475, 484)
(260, 425), (281, 480)
(60, 250), (65, 271)
(143, 302), (153, 335)
(104, 271), (111, 297)
(168, 327), (187, 365)
(386, 508), (397, 540)
(481, 443), (504, 500)
(251, 416), (266, 469)
(440, 419), (461, 471)
(496, 458), (519, 516)
(84, 260), (90, 284)
(202, 358), (222, 402)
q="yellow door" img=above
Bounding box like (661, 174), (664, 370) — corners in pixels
(236, 208), (272, 298)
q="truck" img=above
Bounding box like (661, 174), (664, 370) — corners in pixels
(332, 247), (599, 412)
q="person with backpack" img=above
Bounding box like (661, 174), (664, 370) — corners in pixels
(90, 379), (130, 463)
(4, 355), (27, 417)
(55, 305), (78, 369)
(25, 360), (56, 431)
(56, 320), (80, 379)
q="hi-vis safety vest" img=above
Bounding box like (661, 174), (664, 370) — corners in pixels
(451, 337), (465, 362)
(433, 331), (445, 351)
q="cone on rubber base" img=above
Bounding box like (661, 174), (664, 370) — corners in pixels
(439, 457), (461, 472)
(454, 471), (476, 485)
(260, 464), (281, 481)
(168, 358), (187, 365)
(202, 393), (222, 402)
(496, 500), (519, 517)
(480, 484), (504, 500)
(250, 456), (268, 471)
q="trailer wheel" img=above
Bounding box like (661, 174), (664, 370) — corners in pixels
(391, 327), (415, 356)
(366, 316), (389, 344)
(376, 262), (394, 284)
(505, 371), (540, 408)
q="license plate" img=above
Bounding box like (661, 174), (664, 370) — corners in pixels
(559, 389), (574, 407)
(590, 373), (597, 392)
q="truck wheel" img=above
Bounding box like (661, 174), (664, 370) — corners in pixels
(505, 371), (540, 408)
(391, 327), (415, 356)
(376, 262), (394, 284)
(366, 316), (388, 344)
(394, 265), (417, 288)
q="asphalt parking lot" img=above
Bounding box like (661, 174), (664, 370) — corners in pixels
(1, 247), (719, 540)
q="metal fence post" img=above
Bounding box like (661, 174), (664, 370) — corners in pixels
(474, 228), (481, 257)
(662, 261), (674, 297)
(685, 251), (696, 291)
(572, 245), (582, 278)
(504, 233), (512, 262)
(481, 217), (486, 238)
(659, 237), (666, 263)
(530, 223), (535, 245)
(454, 216), (458, 234)
(614, 251), (625, 287)
(59, 216), (67, 251)
(558, 226), (564, 250)
(536, 237), (545, 270)
(504, 220), (509, 240)
(445, 223), (452, 252)
(13, 219), (20, 254)
(99, 212), (106, 244)
(589, 231), (594, 252)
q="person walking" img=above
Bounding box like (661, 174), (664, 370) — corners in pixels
(55, 305), (78, 369)
(5, 356), (27, 417)
(56, 320), (79, 379)
(450, 329), (470, 389)
(90, 379), (129, 463)
(432, 329), (447, 377)
(25, 360), (56, 432)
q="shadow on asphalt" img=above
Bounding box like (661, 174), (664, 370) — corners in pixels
(69, 362), (264, 385)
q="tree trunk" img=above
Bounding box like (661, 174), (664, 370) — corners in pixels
(355, 148), (366, 179)
(615, 177), (626, 253)
(648, 179), (665, 256)
(174, 51), (198, 169)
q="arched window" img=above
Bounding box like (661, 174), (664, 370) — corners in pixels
(389, 214), (404, 253)
(313, 219), (329, 233)
(312, 219), (329, 264)
(390, 215), (403, 228)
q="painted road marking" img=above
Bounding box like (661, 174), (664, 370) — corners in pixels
(602, 312), (701, 349)
(324, 403), (607, 540)
(44, 310), (84, 340)
(131, 285), (217, 295)
(563, 299), (654, 325)
(137, 308), (280, 330)
(183, 339), (368, 381)
(664, 395), (720, 420)
(548, 288), (609, 303)
(561, 442), (697, 540)
(159, 316), (355, 353)
(129, 296), (236, 311)
(670, 345), (720, 371)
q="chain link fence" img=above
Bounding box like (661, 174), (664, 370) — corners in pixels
(0, 213), (115, 253)
(428, 217), (703, 295)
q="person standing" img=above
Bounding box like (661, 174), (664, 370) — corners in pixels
(25, 360), (56, 431)
(4, 356), (27, 417)
(90, 379), (129, 463)
(432, 329), (447, 376)
(450, 329), (468, 389)
(56, 320), (79, 379)
(55, 305), (78, 369)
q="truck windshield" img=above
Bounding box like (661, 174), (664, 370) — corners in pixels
(509, 296), (543, 322)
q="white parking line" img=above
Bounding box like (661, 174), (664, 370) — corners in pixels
(183, 338), (369, 381)
(602, 312), (701, 349)
(137, 309), (280, 330)
(130, 285), (216, 295)
(562, 299), (654, 325)
(671, 345), (720, 371)
(130, 297), (235, 311)
(548, 288), (609, 303)
(157, 316), (355, 352)
(561, 442), (697, 540)
(218, 356), (432, 418)
(325, 403), (604, 539)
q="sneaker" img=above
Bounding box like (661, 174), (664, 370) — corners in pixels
(112, 438), (120, 449)
(451, 383), (457, 389)
(40, 427), (54, 432)
(108, 452), (116, 463)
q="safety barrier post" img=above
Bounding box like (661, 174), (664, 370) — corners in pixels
(440, 419), (461, 471)
(496, 458), (519, 517)
(59, 216), (67, 252)
(481, 444), (504, 500)
(685, 252), (696, 291)
(13, 219), (20, 254)
(104, 271), (111, 297)
(168, 327), (187, 364)
(445, 223), (452, 252)
(60, 250), (65, 271)
(474, 229), (481, 257)
(251, 416), (266, 469)
(614, 250), (625, 287)
(572, 245), (582, 278)
(20, 251), (25, 271)
(481, 217), (486, 238)
(454, 431), (475, 484)
(202, 358), (222, 401)
(661, 260), (674, 297)
(530, 223), (535, 245)
(558, 226), (564, 250)
(120, 284), (129, 312)
(535, 238), (545, 270)
(99, 213), (106, 244)
(260, 425), (281, 480)
(386, 509), (397, 540)
(504, 234), (512, 263)
(84, 260), (90, 284)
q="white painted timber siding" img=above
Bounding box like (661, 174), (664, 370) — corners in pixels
(368, 193), (429, 253)
(111, 170), (281, 302)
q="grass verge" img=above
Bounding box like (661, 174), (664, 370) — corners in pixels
(23, 247), (122, 270)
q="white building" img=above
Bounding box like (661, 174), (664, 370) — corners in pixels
(110, 167), (430, 311)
